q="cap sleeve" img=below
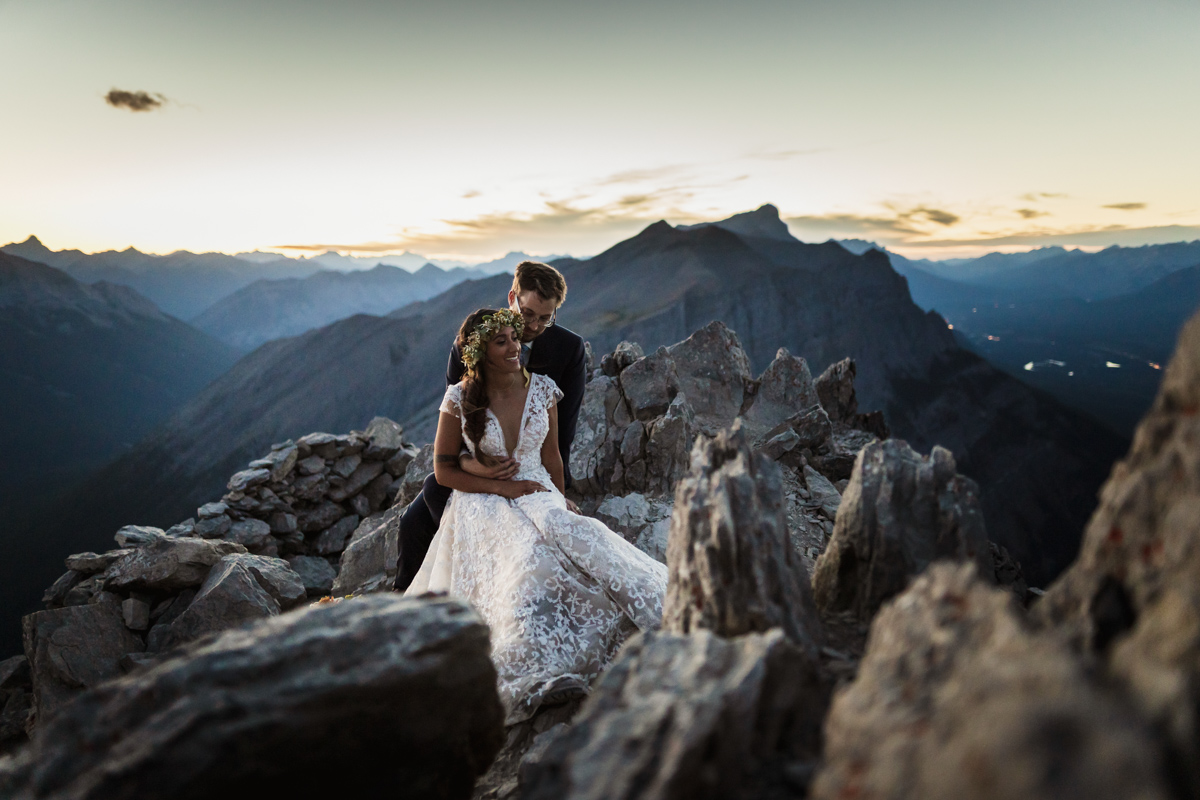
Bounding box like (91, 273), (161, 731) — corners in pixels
(440, 384), (463, 416)
(535, 373), (563, 408)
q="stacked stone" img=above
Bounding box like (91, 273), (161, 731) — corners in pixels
(14, 416), (423, 738)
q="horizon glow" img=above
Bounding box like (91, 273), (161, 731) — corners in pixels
(1, 0), (1197, 262)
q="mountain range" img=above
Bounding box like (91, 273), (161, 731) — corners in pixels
(0, 237), (564, 322)
(867, 243), (1200, 435)
(0, 252), (239, 511)
(190, 262), (489, 351)
(26, 205), (1125, 598)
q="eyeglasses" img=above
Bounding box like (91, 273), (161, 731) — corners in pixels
(513, 298), (556, 329)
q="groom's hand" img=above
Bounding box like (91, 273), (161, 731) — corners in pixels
(460, 453), (519, 480)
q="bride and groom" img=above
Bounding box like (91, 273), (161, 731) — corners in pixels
(394, 261), (667, 723)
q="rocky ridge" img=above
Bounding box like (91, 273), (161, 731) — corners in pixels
(7, 310), (1194, 799)
(1, 416), (426, 746)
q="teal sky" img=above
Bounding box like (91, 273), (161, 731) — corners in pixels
(2, 0), (1198, 260)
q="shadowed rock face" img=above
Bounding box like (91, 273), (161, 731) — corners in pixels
(1, 595), (504, 800)
(813, 439), (993, 621)
(521, 629), (828, 800)
(813, 562), (1170, 800)
(663, 423), (822, 655)
(1035, 310), (1200, 792)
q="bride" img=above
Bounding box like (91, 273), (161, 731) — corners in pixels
(404, 308), (668, 723)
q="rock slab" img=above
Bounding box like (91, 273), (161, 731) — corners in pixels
(522, 629), (827, 800)
(21, 604), (145, 724)
(812, 562), (1169, 800)
(662, 423), (821, 654)
(813, 439), (993, 620)
(2, 595), (504, 800)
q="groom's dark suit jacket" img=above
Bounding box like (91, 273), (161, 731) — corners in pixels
(446, 324), (587, 487)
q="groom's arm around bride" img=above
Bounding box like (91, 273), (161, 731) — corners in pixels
(393, 261), (587, 592)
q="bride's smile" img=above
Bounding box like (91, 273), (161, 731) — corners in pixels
(485, 326), (524, 377)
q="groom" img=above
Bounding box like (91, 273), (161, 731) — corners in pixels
(393, 261), (588, 592)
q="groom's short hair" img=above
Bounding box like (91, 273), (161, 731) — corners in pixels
(513, 261), (567, 307)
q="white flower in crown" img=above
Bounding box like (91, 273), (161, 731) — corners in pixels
(461, 309), (525, 372)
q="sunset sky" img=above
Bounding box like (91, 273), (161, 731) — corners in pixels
(2, 0), (1198, 261)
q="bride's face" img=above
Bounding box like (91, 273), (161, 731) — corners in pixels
(484, 326), (522, 376)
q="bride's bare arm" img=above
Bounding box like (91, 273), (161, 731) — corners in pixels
(433, 411), (545, 498)
(540, 404), (566, 495)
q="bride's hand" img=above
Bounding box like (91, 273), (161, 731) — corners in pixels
(495, 480), (549, 499)
(461, 453), (519, 480)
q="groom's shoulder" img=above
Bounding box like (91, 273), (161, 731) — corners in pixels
(534, 324), (584, 358)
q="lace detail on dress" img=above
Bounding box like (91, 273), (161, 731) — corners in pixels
(439, 383), (463, 417)
(409, 372), (667, 724)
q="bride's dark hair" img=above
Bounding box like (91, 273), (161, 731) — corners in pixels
(456, 308), (517, 459)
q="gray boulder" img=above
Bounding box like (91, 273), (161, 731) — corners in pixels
(63, 550), (130, 575)
(105, 537), (247, 593)
(396, 444), (435, 509)
(297, 454), (326, 475)
(193, 515), (231, 539)
(314, 513), (360, 555)
(113, 525), (165, 547)
(333, 505), (402, 595)
(248, 444), (298, 482)
(385, 442), (421, 477)
(159, 555), (287, 649)
(665, 321), (754, 435)
(740, 347), (820, 438)
(286, 556), (337, 597)
(331, 453), (362, 478)
(812, 563), (1169, 800)
(619, 346), (680, 421)
(363, 416), (405, 461)
(4, 596), (504, 800)
(328, 459), (385, 501)
(296, 500), (345, 534)
(813, 439), (992, 620)
(522, 629), (827, 800)
(226, 467), (270, 493)
(569, 375), (625, 496)
(663, 423), (822, 655)
(196, 502), (227, 519)
(225, 518), (273, 551)
(803, 465), (842, 521)
(21, 604), (145, 723)
(40, 572), (83, 609)
(814, 357), (858, 421)
(298, 430), (339, 459)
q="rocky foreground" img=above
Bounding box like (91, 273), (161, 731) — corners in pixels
(3, 313), (1196, 799)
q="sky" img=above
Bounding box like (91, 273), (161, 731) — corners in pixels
(1, 0), (1198, 262)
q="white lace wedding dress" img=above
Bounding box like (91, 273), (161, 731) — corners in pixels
(405, 373), (667, 723)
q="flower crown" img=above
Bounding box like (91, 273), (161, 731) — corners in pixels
(461, 309), (525, 371)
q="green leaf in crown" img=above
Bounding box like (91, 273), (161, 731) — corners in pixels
(462, 309), (525, 371)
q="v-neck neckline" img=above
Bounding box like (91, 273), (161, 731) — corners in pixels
(487, 374), (535, 458)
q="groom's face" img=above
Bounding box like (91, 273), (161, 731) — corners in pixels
(509, 289), (558, 343)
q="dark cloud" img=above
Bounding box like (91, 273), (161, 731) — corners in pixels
(1019, 192), (1069, 201)
(104, 89), (167, 112)
(902, 206), (959, 226)
(784, 213), (926, 239)
(1016, 208), (1050, 219)
(461, 190), (481, 199)
(1103, 202), (1146, 210)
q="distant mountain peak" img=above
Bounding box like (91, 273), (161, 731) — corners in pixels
(680, 204), (795, 243)
(21, 235), (44, 247)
